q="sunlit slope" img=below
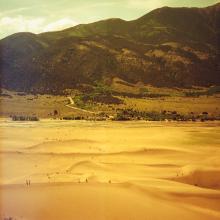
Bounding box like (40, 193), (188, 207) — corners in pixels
(0, 3), (220, 92)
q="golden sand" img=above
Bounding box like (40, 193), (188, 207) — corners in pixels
(0, 120), (220, 220)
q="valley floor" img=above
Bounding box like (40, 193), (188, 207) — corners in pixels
(0, 120), (220, 220)
(1, 89), (220, 120)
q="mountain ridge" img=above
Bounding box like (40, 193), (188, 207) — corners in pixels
(0, 3), (220, 93)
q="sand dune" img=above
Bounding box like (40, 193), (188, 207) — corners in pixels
(172, 166), (220, 189)
(0, 120), (220, 220)
(1, 182), (220, 220)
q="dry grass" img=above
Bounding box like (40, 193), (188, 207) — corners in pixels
(1, 88), (220, 119)
(122, 96), (220, 115)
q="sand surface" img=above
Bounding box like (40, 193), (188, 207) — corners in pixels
(0, 119), (220, 220)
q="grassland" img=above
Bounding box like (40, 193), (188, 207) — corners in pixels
(1, 80), (220, 121)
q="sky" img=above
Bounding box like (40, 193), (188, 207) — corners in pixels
(0, 0), (219, 39)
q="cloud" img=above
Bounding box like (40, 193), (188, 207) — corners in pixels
(43, 18), (78, 32)
(0, 16), (45, 33)
(0, 15), (78, 38)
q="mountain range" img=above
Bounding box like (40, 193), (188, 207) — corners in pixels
(0, 3), (220, 93)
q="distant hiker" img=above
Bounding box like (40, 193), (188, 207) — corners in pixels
(29, 180), (31, 186)
(86, 178), (88, 183)
(26, 180), (28, 186)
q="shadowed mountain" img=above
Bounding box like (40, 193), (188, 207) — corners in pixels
(0, 3), (220, 93)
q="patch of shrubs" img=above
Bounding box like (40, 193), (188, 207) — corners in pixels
(114, 109), (167, 121)
(11, 115), (39, 121)
(16, 92), (26, 96)
(82, 94), (123, 104)
(0, 93), (12, 98)
(114, 109), (220, 121)
(75, 82), (123, 105)
(63, 116), (85, 120)
(185, 91), (205, 97)
(62, 113), (110, 121)
(62, 110), (220, 122)
(113, 91), (169, 99)
(185, 86), (220, 97)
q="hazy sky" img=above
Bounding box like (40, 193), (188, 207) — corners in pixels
(0, 0), (219, 39)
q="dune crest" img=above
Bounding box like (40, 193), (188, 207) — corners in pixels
(1, 120), (220, 220)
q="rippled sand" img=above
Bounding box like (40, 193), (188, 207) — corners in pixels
(0, 120), (220, 220)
